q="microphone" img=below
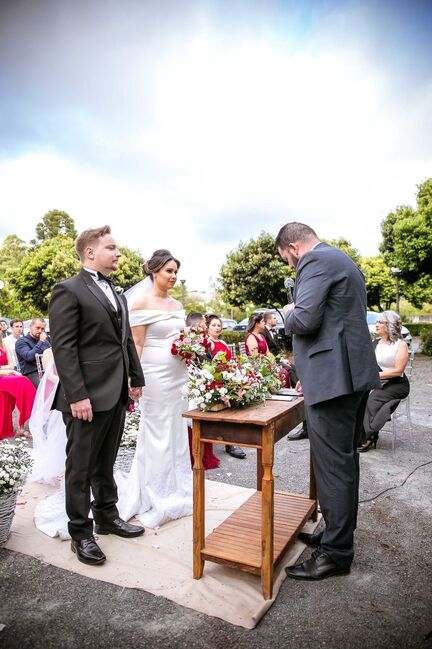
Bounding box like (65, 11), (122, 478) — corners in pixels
(284, 278), (295, 305)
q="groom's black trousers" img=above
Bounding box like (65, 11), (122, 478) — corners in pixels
(63, 400), (126, 540)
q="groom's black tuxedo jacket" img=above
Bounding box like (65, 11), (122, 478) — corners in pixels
(49, 268), (144, 412)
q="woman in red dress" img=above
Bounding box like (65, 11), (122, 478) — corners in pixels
(0, 337), (36, 439)
(245, 312), (291, 387)
(205, 314), (246, 460)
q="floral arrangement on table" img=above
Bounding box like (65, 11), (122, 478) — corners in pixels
(0, 440), (33, 497)
(184, 351), (284, 411)
(120, 403), (141, 448)
(246, 353), (286, 395)
(171, 327), (211, 365)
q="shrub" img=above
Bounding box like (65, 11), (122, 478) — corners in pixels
(420, 328), (432, 356)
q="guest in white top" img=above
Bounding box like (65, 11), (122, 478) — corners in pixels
(359, 310), (410, 452)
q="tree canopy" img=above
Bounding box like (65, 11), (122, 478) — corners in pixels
(219, 232), (294, 309)
(379, 178), (432, 308)
(34, 209), (77, 242)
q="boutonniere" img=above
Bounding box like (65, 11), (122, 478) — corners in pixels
(114, 285), (124, 296)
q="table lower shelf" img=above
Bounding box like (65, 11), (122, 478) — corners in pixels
(201, 491), (316, 575)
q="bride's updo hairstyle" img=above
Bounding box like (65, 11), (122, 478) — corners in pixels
(142, 249), (181, 277)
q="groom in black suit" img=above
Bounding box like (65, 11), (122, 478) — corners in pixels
(49, 225), (145, 565)
(277, 222), (380, 580)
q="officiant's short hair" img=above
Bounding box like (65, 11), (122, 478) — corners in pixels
(75, 225), (111, 262)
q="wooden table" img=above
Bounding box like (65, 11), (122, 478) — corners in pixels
(183, 398), (317, 599)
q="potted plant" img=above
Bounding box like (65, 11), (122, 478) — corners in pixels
(0, 439), (33, 545)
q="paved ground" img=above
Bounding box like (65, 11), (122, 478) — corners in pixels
(1, 351), (431, 649)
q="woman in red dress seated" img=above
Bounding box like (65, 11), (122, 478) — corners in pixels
(0, 337), (36, 439)
(205, 314), (246, 460)
(245, 312), (291, 388)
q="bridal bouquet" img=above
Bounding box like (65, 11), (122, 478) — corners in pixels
(120, 404), (141, 448)
(185, 352), (270, 411)
(0, 440), (33, 497)
(171, 327), (211, 365)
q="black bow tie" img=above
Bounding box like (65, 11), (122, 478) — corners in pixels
(96, 272), (112, 284)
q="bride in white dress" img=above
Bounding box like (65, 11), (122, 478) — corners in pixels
(31, 249), (192, 536)
(116, 249), (192, 527)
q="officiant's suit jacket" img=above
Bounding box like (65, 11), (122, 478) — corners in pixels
(284, 242), (380, 407)
(49, 268), (144, 412)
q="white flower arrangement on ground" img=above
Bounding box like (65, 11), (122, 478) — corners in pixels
(184, 351), (284, 411)
(120, 405), (141, 448)
(0, 440), (33, 497)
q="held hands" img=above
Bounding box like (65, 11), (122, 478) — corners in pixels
(71, 398), (93, 422)
(129, 386), (143, 400)
(39, 332), (48, 343)
(282, 303), (295, 315)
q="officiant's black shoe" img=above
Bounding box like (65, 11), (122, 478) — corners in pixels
(71, 536), (106, 565)
(297, 530), (323, 547)
(288, 427), (308, 441)
(225, 445), (246, 459)
(285, 549), (350, 581)
(95, 518), (145, 538)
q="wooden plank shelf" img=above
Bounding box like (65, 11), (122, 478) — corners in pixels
(202, 491), (316, 574)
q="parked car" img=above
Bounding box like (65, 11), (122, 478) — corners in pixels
(233, 308), (292, 350)
(220, 318), (238, 330)
(366, 311), (412, 347)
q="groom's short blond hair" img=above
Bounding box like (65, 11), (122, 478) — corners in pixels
(75, 225), (111, 262)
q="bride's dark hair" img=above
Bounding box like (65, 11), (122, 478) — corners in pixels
(142, 249), (181, 276)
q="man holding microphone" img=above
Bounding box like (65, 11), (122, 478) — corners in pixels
(276, 222), (379, 580)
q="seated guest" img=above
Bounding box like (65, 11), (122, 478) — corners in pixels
(262, 311), (308, 441)
(0, 336), (36, 439)
(4, 318), (24, 372)
(185, 311), (221, 468)
(15, 317), (51, 388)
(245, 312), (269, 356)
(205, 314), (246, 460)
(358, 310), (410, 452)
(0, 319), (10, 338)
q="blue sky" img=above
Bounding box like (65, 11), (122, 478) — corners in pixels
(1, 0), (431, 291)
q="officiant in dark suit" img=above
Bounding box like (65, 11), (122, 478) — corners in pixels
(276, 222), (380, 580)
(49, 225), (145, 566)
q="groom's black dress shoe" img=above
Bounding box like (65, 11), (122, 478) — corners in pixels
(71, 536), (106, 565)
(286, 549), (351, 581)
(225, 445), (246, 459)
(297, 530), (323, 547)
(288, 427), (309, 441)
(95, 518), (145, 538)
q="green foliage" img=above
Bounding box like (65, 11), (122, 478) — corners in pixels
(9, 236), (81, 314)
(379, 179), (432, 308)
(221, 330), (247, 344)
(219, 232), (293, 309)
(111, 246), (145, 290)
(404, 322), (432, 336)
(0, 235), (29, 316)
(34, 209), (77, 242)
(361, 256), (395, 310)
(420, 328), (432, 356)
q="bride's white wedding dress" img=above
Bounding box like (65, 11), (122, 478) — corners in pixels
(116, 309), (192, 528)
(31, 308), (192, 537)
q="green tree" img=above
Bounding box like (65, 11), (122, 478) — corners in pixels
(379, 179), (432, 308)
(0, 235), (27, 275)
(111, 246), (145, 290)
(219, 232), (293, 309)
(9, 236), (81, 314)
(34, 209), (77, 242)
(361, 256), (395, 311)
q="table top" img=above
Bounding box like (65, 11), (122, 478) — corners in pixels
(183, 397), (304, 426)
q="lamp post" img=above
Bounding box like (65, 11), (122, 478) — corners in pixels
(391, 267), (401, 313)
(180, 279), (186, 307)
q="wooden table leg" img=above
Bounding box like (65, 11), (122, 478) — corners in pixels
(256, 448), (263, 491)
(261, 424), (275, 600)
(192, 420), (205, 579)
